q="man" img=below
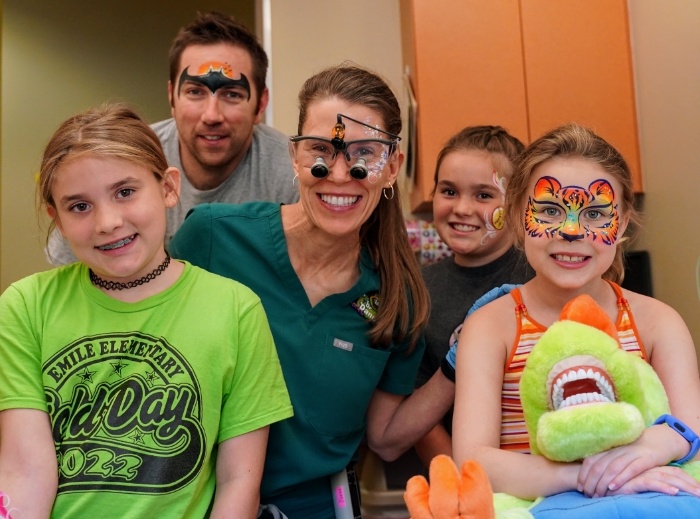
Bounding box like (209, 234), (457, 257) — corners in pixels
(47, 11), (298, 265)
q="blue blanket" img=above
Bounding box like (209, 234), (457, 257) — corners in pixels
(531, 491), (700, 518)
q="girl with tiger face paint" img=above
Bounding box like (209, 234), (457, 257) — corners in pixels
(520, 157), (627, 291)
(453, 123), (700, 507)
(506, 124), (639, 283)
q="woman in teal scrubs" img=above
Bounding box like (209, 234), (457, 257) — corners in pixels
(170, 63), (455, 518)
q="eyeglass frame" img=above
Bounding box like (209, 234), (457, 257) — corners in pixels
(289, 113), (402, 180)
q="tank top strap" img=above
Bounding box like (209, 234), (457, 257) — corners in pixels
(607, 280), (629, 308)
(607, 279), (635, 316)
(606, 280), (648, 361)
(511, 287), (525, 310)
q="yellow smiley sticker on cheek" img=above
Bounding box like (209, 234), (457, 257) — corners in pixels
(492, 206), (505, 230)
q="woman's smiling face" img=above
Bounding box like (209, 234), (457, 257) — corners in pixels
(290, 98), (400, 237)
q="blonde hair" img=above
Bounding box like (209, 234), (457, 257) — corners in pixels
(38, 103), (171, 239)
(505, 123), (640, 282)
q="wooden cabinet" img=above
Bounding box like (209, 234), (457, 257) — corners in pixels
(400, 0), (641, 214)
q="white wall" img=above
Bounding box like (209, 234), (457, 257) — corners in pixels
(267, 0), (404, 137)
(627, 1), (700, 348)
(266, 0), (412, 212)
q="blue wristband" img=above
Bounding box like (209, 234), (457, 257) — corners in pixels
(653, 414), (700, 465)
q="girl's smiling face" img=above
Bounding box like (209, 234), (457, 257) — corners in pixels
(48, 155), (179, 283)
(432, 149), (511, 267)
(522, 157), (628, 290)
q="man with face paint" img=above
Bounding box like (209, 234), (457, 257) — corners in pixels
(46, 12), (298, 266)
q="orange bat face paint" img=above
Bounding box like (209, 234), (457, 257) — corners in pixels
(525, 176), (620, 245)
(177, 61), (251, 100)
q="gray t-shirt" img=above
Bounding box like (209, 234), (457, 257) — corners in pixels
(417, 247), (534, 434)
(46, 119), (299, 265)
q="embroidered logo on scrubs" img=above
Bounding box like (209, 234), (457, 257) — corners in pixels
(351, 291), (380, 321)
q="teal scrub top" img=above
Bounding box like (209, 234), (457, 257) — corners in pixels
(170, 202), (425, 516)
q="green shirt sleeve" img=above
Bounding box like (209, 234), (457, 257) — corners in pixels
(0, 282), (49, 412)
(219, 294), (293, 441)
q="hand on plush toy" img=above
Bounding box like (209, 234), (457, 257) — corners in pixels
(404, 455), (495, 519)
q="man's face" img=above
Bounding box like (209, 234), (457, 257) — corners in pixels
(169, 43), (267, 184)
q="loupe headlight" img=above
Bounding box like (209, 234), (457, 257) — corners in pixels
(349, 158), (368, 180)
(311, 157), (329, 178)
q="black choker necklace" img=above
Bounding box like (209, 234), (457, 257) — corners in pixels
(89, 251), (171, 290)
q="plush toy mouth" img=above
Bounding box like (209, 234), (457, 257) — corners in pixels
(549, 359), (616, 411)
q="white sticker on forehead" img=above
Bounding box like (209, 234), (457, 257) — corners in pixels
(345, 115), (383, 139)
(361, 123), (382, 139)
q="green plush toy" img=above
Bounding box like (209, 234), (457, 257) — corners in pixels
(496, 293), (700, 513)
(406, 293), (700, 519)
(521, 293), (668, 462)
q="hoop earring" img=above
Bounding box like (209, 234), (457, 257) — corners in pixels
(292, 173), (299, 186)
(383, 184), (395, 200)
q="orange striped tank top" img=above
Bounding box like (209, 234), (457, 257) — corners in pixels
(501, 281), (647, 452)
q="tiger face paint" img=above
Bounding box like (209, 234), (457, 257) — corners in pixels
(177, 61), (251, 100)
(525, 175), (620, 245)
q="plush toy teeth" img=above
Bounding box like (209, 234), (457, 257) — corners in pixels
(550, 365), (615, 410)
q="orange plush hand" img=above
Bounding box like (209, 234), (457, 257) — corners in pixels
(404, 455), (495, 519)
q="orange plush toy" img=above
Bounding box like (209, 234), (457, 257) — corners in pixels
(404, 455), (495, 519)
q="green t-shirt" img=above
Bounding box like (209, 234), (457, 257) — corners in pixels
(0, 261), (293, 518)
(170, 202), (425, 518)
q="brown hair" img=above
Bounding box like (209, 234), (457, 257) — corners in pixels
(505, 123), (640, 282)
(38, 103), (171, 240)
(432, 125), (524, 194)
(168, 11), (267, 108)
(297, 63), (429, 351)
